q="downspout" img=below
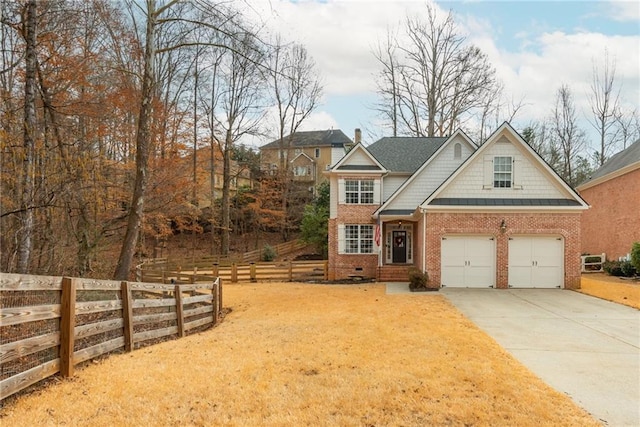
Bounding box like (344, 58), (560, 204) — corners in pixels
(421, 208), (427, 273)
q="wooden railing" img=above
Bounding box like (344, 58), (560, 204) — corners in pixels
(0, 273), (222, 401)
(139, 260), (328, 284)
(137, 240), (314, 280)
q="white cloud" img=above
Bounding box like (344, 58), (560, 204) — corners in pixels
(239, 0), (639, 150)
(605, 0), (640, 22)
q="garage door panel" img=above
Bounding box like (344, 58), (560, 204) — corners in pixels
(467, 265), (494, 287)
(508, 237), (563, 288)
(441, 236), (495, 288)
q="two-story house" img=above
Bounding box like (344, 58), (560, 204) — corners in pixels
(327, 122), (588, 289)
(260, 129), (355, 188)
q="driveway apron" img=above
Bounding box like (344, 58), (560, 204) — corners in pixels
(442, 289), (640, 427)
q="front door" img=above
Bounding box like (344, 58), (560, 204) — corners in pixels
(392, 231), (407, 263)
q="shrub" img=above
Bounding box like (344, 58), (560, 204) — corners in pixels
(620, 260), (637, 278)
(261, 244), (277, 262)
(605, 260), (638, 277)
(408, 267), (430, 291)
(631, 242), (640, 273)
(603, 260), (624, 276)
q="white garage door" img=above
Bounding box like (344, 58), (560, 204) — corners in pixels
(441, 236), (495, 288)
(508, 236), (564, 288)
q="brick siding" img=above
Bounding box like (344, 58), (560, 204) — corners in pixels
(424, 212), (582, 289)
(328, 204), (379, 280)
(579, 168), (640, 260)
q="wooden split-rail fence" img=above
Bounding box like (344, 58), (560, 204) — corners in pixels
(138, 260), (329, 284)
(0, 273), (222, 401)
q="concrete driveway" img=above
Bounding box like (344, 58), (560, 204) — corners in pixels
(442, 289), (640, 427)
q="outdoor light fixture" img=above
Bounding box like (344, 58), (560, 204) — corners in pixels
(398, 220), (402, 226)
(500, 219), (507, 233)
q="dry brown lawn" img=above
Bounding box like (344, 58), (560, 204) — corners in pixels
(579, 273), (640, 309)
(1, 283), (599, 426)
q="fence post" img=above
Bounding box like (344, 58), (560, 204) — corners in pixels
(231, 263), (237, 283)
(213, 263), (219, 278)
(212, 279), (220, 325)
(121, 281), (134, 352)
(323, 260), (329, 280)
(250, 262), (256, 282)
(60, 277), (76, 378)
(192, 267), (198, 284)
(175, 284), (185, 337)
(177, 266), (182, 283)
(288, 261), (293, 282)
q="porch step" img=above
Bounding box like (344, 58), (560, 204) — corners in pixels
(377, 265), (411, 282)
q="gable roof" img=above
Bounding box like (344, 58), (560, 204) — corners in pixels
(421, 122), (589, 210)
(367, 137), (448, 173)
(577, 139), (640, 190)
(260, 129), (352, 150)
(373, 130), (476, 218)
(290, 152), (314, 164)
(330, 142), (387, 173)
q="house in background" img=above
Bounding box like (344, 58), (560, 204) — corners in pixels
(260, 129), (355, 188)
(327, 122), (589, 289)
(576, 139), (640, 260)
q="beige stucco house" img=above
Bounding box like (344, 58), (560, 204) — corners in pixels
(260, 129), (355, 188)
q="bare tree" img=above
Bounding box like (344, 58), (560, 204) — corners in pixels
(209, 35), (266, 255)
(373, 4), (498, 137)
(551, 85), (586, 186)
(269, 37), (323, 170)
(268, 37), (322, 240)
(114, 0), (163, 280)
(114, 0), (267, 277)
(372, 28), (402, 136)
(588, 50), (621, 166)
(615, 107), (640, 149)
(15, 0), (37, 274)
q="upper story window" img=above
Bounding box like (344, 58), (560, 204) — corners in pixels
(294, 166), (310, 176)
(315, 148), (320, 158)
(345, 179), (374, 204)
(493, 156), (512, 188)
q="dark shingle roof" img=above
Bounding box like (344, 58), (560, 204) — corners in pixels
(367, 137), (448, 173)
(582, 139), (640, 183)
(429, 198), (582, 207)
(260, 129), (352, 150)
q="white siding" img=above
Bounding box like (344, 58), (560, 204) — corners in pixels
(383, 176), (409, 201)
(346, 148), (378, 167)
(439, 137), (569, 199)
(384, 137), (473, 210)
(329, 175), (339, 218)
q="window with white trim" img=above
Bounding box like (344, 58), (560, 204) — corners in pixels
(344, 224), (374, 254)
(294, 166), (310, 176)
(493, 156), (512, 188)
(345, 179), (374, 204)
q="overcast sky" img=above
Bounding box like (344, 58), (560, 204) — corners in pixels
(242, 0), (640, 152)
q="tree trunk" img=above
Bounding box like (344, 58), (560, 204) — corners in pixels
(17, 0), (37, 274)
(114, 0), (156, 280)
(221, 129), (232, 255)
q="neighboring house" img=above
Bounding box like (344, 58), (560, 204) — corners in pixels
(260, 129), (355, 187)
(327, 122), (588, 289)
(576, 139), (640, 260)
(187, 146), (253, 208)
